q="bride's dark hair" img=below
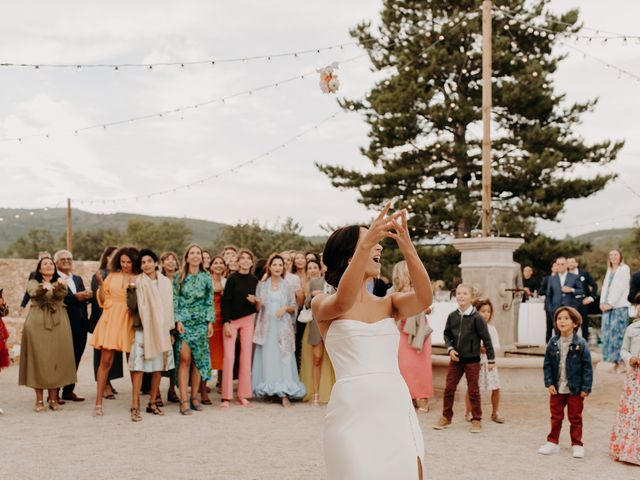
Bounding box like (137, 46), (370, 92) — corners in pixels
(322, 225), (363, 288)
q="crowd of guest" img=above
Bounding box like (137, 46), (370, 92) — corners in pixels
(1, 243), (639, 466)
(4, 245), (359, 419)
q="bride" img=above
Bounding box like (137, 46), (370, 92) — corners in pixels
(312, 204), (432, 480)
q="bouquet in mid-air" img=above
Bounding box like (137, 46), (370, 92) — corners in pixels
(318, 62), (340, 94)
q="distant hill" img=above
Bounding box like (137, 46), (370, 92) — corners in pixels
(0, 208), (328, 255)
(570, 228), (633, 249)
(0, 208), (228, 254)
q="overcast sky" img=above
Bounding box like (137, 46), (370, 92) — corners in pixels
(1, 1), (639, 237)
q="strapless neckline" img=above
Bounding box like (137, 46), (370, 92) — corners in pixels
(330, 317), (394, 327)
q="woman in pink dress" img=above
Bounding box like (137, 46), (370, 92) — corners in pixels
(392, 260), (434, 412)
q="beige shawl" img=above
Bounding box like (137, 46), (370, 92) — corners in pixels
(402, 311), (431, 352)
(136, 272), (174, 360)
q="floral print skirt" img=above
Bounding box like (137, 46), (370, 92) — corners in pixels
(601, 307), (629, 363)
(610, 366), (640, 466)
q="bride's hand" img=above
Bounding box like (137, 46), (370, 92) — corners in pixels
(385, 209), (412, 253)
(361, 202), (403, 250)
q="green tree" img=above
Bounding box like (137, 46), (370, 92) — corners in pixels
(6, 229), (59, 259)
(211, 218), (322, 259)
(318, 0), (623, 236)
(68, 228), (124, 261)
(125, 219), (191, 255)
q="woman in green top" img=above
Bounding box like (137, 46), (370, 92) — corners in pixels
(173, 244), (215, 415)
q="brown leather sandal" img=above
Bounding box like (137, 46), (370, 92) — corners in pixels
(146, 403), (164, 416)
(130, 407), (142, 422)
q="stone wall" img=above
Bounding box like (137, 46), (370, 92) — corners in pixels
(0, 258), (99, 363)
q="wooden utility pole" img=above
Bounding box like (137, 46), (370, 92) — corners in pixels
(66, 198), (73, 252)
(481, 0), (492, 237)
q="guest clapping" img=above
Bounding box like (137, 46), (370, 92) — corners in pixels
(19, 257), (77, 412)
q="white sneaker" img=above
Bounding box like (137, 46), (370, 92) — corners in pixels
(538, 442), (560, 455)
(572, 445), (585, 458)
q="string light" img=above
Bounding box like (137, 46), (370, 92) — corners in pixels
(0, 54), (365, 143)
(560, 42), (640, 83)
(70, 110), (345, 206)
(0, 42), (364, 70)
(496, 8), (640, 42)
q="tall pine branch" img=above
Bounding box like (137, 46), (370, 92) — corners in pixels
(317, 0), (623, 236)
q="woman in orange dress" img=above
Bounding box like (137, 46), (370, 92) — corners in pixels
(91, 246), (141, 416)
(201, 255), (226, 404)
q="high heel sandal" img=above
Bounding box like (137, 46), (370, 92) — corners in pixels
(190, 397), (203, 411)
(130, 407), (142, 422)
(167, 389), (180, 404)
(282, 397), (291, 408)
(35, 401), (46, 413)
(146, 403), (164, 416)
(48, 400), (62, 411)
(93, 405), (104, 417)
(311, 393), (320, 406)
(180, 400), (193, 416)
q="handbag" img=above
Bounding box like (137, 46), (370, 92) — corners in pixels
(298, 306), (313, 323)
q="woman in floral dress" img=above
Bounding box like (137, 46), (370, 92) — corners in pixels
(610, 318), (640, 466)
(173, 244), (214, 415)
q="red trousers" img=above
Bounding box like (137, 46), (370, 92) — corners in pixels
(443, 361), (481, 421)
(547, 393), (584, 446)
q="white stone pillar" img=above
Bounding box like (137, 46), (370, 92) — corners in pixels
(451, 237), (524, 347)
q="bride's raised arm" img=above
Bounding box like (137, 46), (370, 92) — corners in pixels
(388, 210), (433, 318)
(312, 203), (402, 322)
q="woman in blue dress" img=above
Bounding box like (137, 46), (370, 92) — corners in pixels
(252, 254), (306, 406)
(173, 244), (215, 415)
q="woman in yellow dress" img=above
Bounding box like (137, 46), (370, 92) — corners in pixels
(91, 246), (140, 416)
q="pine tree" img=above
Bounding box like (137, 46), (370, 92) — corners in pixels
(317, 0), (623, 236)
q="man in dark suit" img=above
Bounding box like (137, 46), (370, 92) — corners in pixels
(541, 261), (557, 343)
(54, 250), (92, 402)
(567, 257), (598, 341)
(545, 257), (583, 341)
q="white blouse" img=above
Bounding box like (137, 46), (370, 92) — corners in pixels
(621, 320), (640, 365)
(601, 264), (631, 309)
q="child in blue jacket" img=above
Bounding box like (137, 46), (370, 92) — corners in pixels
(538, 306), (593, 459)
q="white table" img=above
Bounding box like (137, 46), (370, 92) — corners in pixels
(517, 301), (547, 345)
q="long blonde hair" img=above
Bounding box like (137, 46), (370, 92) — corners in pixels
(392, 261), (412, 293)
(178, 244), (205, 286)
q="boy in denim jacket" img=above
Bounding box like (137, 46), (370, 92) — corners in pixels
(538, 306), (593, 458)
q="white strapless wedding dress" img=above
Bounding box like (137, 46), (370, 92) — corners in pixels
(324, 318), (424, 479)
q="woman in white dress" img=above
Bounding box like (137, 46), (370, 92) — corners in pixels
(312, 205), (432, 480)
